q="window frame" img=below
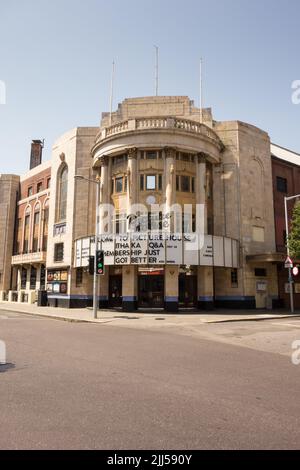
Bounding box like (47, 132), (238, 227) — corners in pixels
(115, 176), (124, 193)
(276, 176), (288, 193)
(54, 243), (64, 262)
(146, 175), (156, 190)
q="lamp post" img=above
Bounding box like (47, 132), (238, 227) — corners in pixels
(284, 194), (300, 314)
(75, 174), (101, 319)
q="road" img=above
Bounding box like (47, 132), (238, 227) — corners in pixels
(0, 308), (300, 449)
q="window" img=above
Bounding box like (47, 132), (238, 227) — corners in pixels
(276, 176), (287, 193)
(146, 175), (156, 190)
(181, 175), (190, 192)
(27, 186), (33, 197)
(112, 154), (127, 166)
(76, 268), (83, 287)
(207, 217), (213, 235)
(114, 213), (125, 234)
(37, 182), (43, 193)
(15, 218), (22, 254)
(54, 243), (64, 262)
(255, 268), (267, 277)
(33, 210), (40, 252)
(231, 269), (238, 287)
(47, 178), (51, 189)
(176, 152), (195, 162)
(57, 165), (68, 222)
(43, 204), (49, 251)
(124, 176), (128, 192)
(146, 151), (157, 160)
(30, 266), (37, 290)
(111, 179), (114, 194)
(182, 213), (192, 233)
(40, 265), (46, 290)
(24, 214), (30, 253)
(158, 174), (162, 191)
(21, 268), (27, 289)
(140, 174), (144, 191)
(176, 175), (180, 191)
(115, 177), (123, 193)
(191, 177), (195, 193)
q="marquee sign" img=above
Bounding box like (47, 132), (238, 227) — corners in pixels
(74, 234), (239, 269)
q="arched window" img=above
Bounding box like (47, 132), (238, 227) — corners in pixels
(57, 165), (68, 222)
(32, 202), (41, 252)
(23, 206), (31, 254)
(43, 199), (49, 251)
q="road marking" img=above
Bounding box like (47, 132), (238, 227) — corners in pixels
(272, 322), (300, 329)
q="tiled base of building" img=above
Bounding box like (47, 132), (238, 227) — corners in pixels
(214, 296), (256, 309)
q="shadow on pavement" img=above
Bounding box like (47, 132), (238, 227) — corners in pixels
(0, 363), (15, 373)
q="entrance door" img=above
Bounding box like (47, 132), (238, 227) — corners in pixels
(138, 275), (164, 308)
(109, 275), (122, 307)
(179, 274), (197, 308)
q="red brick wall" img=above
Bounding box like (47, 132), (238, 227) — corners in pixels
(271, 157), (300, 251)
(20, 167), (51, 200)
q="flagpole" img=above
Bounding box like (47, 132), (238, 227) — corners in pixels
(200, 58), (203, 123)
(109, 60), (115, 126)
(154, 46), (159, 96)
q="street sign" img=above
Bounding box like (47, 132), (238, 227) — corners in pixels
(293, 266), (299, 276)
(285, 256), (293, 268)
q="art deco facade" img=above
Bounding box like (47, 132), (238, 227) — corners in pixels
(1, 96), (299, 311)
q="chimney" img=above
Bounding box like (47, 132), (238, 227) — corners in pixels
(30, 140), (44, 170)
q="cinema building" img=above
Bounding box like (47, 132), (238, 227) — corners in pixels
(2, 96), (299, 312)
(40, 96), (280, 311)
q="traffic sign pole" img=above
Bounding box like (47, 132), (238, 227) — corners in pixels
(284, 196), (294, 313)
(93, 179), (100, 319)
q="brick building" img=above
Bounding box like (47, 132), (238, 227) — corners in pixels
(9, 141), (51, 303)
(271, 143), (300, 309)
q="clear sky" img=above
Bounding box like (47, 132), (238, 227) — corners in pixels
(0, 0), (299, 174)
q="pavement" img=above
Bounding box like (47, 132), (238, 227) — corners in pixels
(0, 301), (299, 326)
(1, 307), (300, 449)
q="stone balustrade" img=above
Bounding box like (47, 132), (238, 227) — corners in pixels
(11, 251), (47, 265)
(95, 116), (223, 150)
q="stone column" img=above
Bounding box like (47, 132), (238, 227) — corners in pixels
(196, 153), (207, 234)
(126, 147), (138, 218)
(36, 265), (41, 291)
(26, 267), (30, 292)
(197, 266), (214, 310)
(17, 268), (21, 291)
(164, 147), (176, 216)
(165, 265), (179, 312)
(98, 155), (109, 234)
(122, 265), (138, 312)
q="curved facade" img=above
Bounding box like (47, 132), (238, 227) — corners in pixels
(42, 96), (279, 311)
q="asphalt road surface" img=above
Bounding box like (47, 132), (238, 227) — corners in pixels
(1, 309), (300, 450)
